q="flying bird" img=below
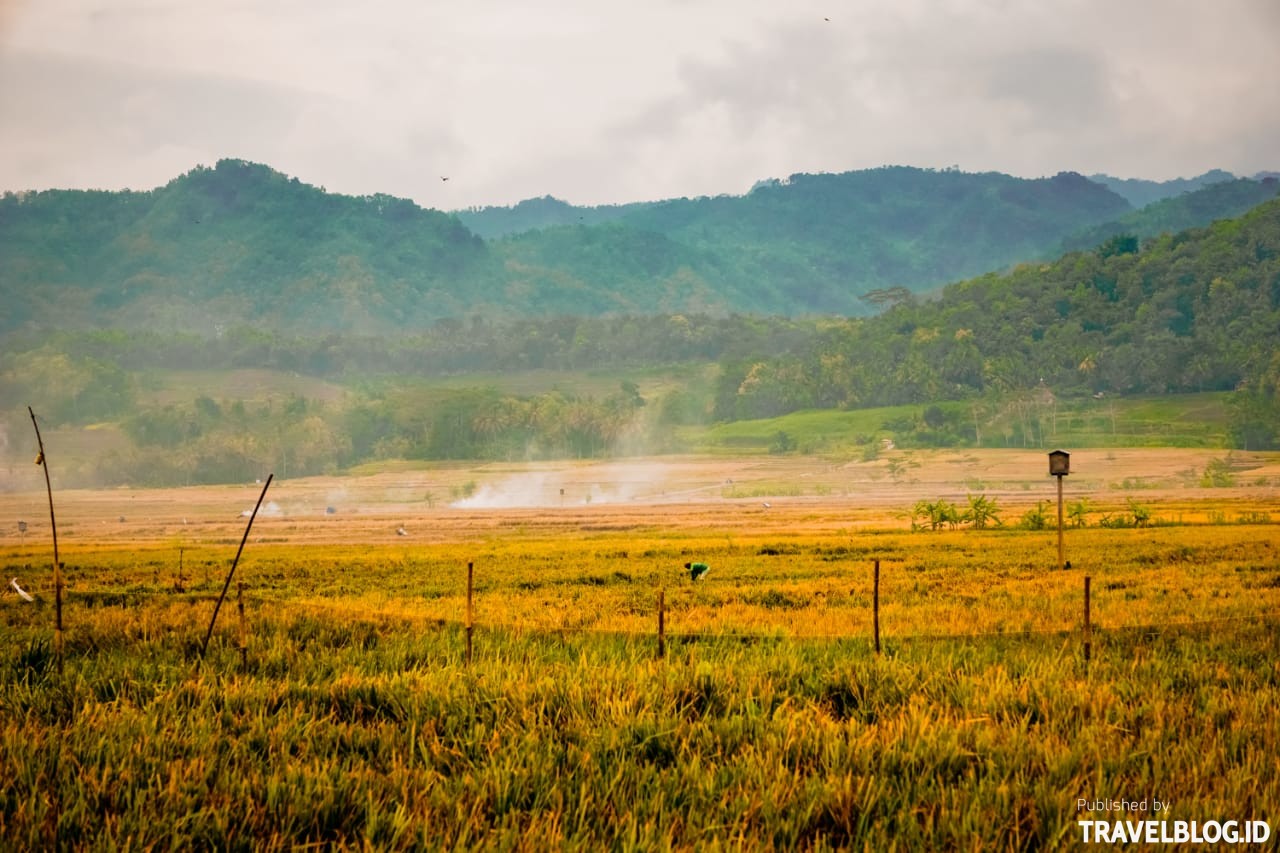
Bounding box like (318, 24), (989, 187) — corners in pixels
(683, 561), (710, 581)
(396, 526), (409, 536)
(10, 578), (34, 602)
(440, 176), (450, 182)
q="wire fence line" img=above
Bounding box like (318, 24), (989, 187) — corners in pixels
(51, 584), (1280, 650)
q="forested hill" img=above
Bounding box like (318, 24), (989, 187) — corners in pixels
(1, 159), (1275, 335)
(0, 160), (495, 335)
(1060, 177), (1280, 253)
(454, 195), (654, 238)
(612, 168), (1130, 311)
(712, 195), (1280, 433)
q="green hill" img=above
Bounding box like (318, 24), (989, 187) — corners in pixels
(7, 160), (1280, 339)
(454, 195), (655, 238)
(1061, 177), (1280, 252)
(6, 195), (1280, 486)
(0, 160), (498, 334)
(2, 161), (1142, 333)
(711, 196), (1280, 447)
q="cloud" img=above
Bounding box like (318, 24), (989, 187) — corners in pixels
(0, 0), (1277, 206)
(0, 50), (304, 188)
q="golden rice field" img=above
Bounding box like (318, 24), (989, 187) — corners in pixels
(1, 450), (1279, 849)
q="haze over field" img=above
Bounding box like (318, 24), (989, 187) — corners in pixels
(1, 1), (1278, 487)
(2, 1), (1278, 207)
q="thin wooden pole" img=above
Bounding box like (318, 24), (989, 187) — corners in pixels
(1056, 474), (1065, 571)
(1083, 575), (1092, 665)
(200, 475), (273, 659)
(27, 407), (62, 674)
(657, 589), (666, 659)
(236, 581), (248, 669)
(465, 562), (474, 666)
(873, 559), (881, 655)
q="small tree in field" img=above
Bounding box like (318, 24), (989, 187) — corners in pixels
(1019, 500), (1051, 530)
(1067, 498), (1089, 528)
(962, 493), (1002, 529)
(913, 499), (960, 531)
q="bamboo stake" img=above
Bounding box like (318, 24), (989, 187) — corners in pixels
(200, 475), (273, 659)
(465, 562), (474, 666)
(1083, 575), (1092, 665)
(27, 407), (62, 675)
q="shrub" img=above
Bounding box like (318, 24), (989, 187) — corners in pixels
(1019, 501), (1051, 531)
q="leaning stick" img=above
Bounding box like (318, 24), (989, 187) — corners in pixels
(199, 475), (273, 659)
(27, 406), (62, 674)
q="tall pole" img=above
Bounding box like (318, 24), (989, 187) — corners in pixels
(1056, 474), (1065, 571)
(28, 407), (62, 674)
(200, 475), (273, 659)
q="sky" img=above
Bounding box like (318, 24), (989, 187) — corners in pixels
(1, 0), (1278, 210)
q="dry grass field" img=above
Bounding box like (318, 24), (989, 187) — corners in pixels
(2, 448), (1278, 849)
(3, 447), (1276, 547)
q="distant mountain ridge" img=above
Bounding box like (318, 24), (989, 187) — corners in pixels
(1085, 169), (1239, 208)
(1060, 177), (1280, 253)
(454, 195), (654, 239)
(1, 159), (1276, 335)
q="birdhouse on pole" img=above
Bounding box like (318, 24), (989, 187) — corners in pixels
(1048, 450), (1071, 572)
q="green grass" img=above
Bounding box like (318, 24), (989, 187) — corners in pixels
(695, 404), (923, 452)
(694, 393), (1233, 453)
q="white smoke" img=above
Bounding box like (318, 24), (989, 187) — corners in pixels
(451, 464), (671, 509)
(241, 500), (283, 517)
(451, 472), (557, 509)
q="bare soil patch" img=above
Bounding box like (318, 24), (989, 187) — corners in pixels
(1, 448), (1275, 549)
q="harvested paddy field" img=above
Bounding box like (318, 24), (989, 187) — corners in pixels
(2, 449), (1278, 849)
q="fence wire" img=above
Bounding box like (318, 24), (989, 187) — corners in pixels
(53, 585), (1278, 648)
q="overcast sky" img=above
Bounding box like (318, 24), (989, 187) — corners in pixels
(1, 0), (1278, 209)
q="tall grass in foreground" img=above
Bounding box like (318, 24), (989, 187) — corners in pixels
(2, 521), (1278, 849)
(3, 613), (1279, 848)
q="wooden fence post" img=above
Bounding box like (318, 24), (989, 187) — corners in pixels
(1083, 575), (1092, 665)
(657, 589), (666, 659)
(873, 559), (881, 655)
(466, 562), (474, 666)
